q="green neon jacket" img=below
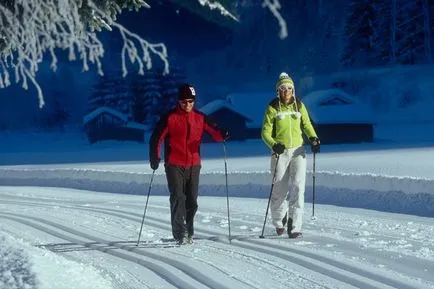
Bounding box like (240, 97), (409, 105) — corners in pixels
(261, 98), (317, 149)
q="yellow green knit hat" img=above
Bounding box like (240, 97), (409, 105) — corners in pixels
(275, 72), (294, 91)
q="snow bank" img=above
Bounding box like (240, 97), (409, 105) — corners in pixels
(0, 232), (112, 289)
(0, 168), (433, 217)
(0, 234), (37, 289)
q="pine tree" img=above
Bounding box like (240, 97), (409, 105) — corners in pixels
(299, 1), (348, 74)
(372, 0), (394, 65)
(225, 6), (275, 77)
(47, 96), (72, 131)
(159, 67), (185, 114)
(131, 71), (161, 127)
(131, 75), (147, 124)
(88, 72), (131, 114)
(342, 0), (434, 67)
(39, 77), (72, 131)
(394, 0), (426, 64)
(341, 0), (377, 67)
(429, 1), (434, 63)
(423, 0), (433, 63)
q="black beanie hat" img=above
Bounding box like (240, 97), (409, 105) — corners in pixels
(178, 83), (196, 100)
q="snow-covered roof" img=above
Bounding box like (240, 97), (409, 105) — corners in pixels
(301, 89), (375, 124)
(83, 106), (128, 125)
(125, 122), (150, 131)
(226, 93), (275, 128)
(199, 99), (252, 121)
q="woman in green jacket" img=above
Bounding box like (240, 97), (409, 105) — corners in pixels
(261, 72), (320, 238)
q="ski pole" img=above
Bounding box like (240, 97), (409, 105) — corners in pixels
(222, 141), (232, 243)
(136, 169), (156, 246)
(311, 152), (317, 220)
(259, 154), (280, 238)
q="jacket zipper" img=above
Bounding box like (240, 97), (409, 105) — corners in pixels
(186, 114), (191, 165)
(287, 104), (293, 148)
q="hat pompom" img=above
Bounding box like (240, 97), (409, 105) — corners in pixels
(279, 72), (290, 79)
(275, 72), (294, 91)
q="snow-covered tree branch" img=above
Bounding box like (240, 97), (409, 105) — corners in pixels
(0, 0), (287, 108)
(262, 0), (287, 39)
(0, 0), (167, 108)
(197, 0), (238, 21)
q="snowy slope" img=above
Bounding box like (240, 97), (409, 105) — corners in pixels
(0, 187), (433, 289)
(0, 127), (433, 289)
(1, 137), (433, 217)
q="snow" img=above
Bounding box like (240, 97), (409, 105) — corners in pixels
(301, 89), (375, 124)
(223, 89), (376, 128)
(124, 122), (149, 130)
(298, 65), (434, 124)
(82, 106), (128, 125)
(226, 92), (274, 128)
(0, 123), (433, 289)
(0, 232), (111, 289)
(199, 99), (252, 121)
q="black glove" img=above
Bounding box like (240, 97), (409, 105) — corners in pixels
(220, 128), (230, 140)
(150, 157), (160, 170)
(272, 143), (285, 155)
(309, 137), (320, 153)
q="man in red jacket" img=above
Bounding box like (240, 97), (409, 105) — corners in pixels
(149, 83), (228, 245)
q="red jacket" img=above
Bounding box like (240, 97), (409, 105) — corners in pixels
(150, 106), (224, 166)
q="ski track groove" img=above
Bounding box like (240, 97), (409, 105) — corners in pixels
(2, 193), (430, 247)
(230, 240), (395, 289)
(81, 204), (432, 289)
(174, 243), (332, 289)
(5, 199), (432, 285)
(0, 225), (142, 289)
(53, 249), (147, 289)
(1, 199), (317, 288)
(0, 212), (233, 289)
(167, 250), (264, 289)
(0, 196), (430, 289)
(0, 214), (193, 289)
(1, 199), (347, 289)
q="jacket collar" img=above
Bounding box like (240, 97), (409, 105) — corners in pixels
(176, 105), (194, 115)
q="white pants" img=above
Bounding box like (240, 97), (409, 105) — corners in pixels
(269, 146), (306, 232)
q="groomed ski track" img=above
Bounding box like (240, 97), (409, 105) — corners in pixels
(0, 187), (432, 289)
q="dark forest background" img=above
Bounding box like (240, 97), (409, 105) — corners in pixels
(0, 0), (433, 131)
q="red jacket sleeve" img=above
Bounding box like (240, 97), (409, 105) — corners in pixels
(149, 113), (169, 161)
(203, 115), (224, 142)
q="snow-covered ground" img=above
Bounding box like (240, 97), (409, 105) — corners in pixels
(0, 125), (433, 289)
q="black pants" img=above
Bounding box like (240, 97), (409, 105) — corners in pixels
(165, 164), (200, 239)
